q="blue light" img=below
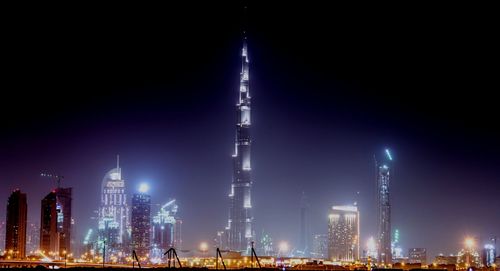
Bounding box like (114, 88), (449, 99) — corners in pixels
(385, 149), (393, 161)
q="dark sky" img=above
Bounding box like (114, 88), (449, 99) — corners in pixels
(1, 2), (499, 258)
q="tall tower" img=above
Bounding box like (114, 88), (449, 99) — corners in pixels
(40, 187), (72, 257)
(227, 32), (253, 253)
(5, 189), (27, 259)
(98, 156), (129, 255)
(131, 184), (151, 258)
(376, 148), (393, 264)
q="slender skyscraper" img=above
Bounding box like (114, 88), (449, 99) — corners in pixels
(227, 33), (254, 253)
(5, 189), (27, 259)
(376, 149), (393, 264)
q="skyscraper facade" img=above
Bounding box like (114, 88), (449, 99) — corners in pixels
(226, 35), (254, 253)
(377, 149), (393, 264)
(151, 200), (178, 250)
(328, 205), (360, 262)
(98, 157), (129, 253)
(40, 187), (72, 257)
(5, 189), (27, 259)
(131, 191), (151, 257)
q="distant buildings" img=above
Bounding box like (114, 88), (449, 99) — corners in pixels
(40, 187), (72, 257)
(434, 254), (457, 265)
(5, 189), (27, 259)
(131, 185), (151, 258)
(377, 149), (393, 264)
(327, 205), (359, 262)
(26, 222), (40, 255)
(408, 248), (427, 265)
(312, 234), (328, 259)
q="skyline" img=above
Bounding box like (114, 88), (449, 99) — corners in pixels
(1, 1), (499, 262)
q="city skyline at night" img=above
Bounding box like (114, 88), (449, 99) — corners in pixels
(0, 1), (499, 267)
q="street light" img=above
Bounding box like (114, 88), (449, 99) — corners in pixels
(464, 237), (475, 249)
(63, 250), (67, 268)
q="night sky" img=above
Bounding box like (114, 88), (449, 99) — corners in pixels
(1, 2), (499, 258)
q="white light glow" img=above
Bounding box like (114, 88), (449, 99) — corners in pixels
(138, 183), (150, 193)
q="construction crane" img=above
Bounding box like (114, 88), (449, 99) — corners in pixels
(40, 172), (64, 188)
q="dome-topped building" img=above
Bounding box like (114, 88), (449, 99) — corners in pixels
(98, 156), (130, 253)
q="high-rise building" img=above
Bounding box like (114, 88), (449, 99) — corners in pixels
(152, 199), (178, 251)
(327, 205), (360, 262)
(98, 156), (129, 254)
(376, 148), (393, 264)
(131, 184), (151, 258)
(5, 189), (27, 259)
(226, 33), (254, 253)
(40, 187), (72, 257)
(312, 234), (328, 259)
(299, 192), (310, 256)
(26, 222), (40, 255)
(408, 248), (427, 265)
(482, 243), (496, 267)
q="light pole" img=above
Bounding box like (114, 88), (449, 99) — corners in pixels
(63, 250), (67, 268)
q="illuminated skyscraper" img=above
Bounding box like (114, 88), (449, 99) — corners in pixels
(226, 33), (254, 253)
(152, 199), (178, 250)
(376, 148), (393, 264)
(98, 156), (129, 253)
(131, 184), (151, 258)
(40, 187), (72, 257)
(5, 189), (27, 259)
(328, 205), (360, 262)
(408, 248), (427, 265)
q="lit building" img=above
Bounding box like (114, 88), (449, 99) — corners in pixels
(408, 248), (427, 265)
(131, 184), (151, 258)
(365, 236), (378, 260)
(434, 254), (458, 265)
(327, 205), (359, 262)
(26, 222), (40, 255)
(482, 243), (496, 267)
(457, 237), (480, 268)
(98, 156), (129, 254)
(259, 231), (274, 256)
(151, 199), (182, 259)
(312, 234), (328, 259)
(225, 33), (254, 253)
(391, 229), (403, 259)
(40, 187), (72, 257)
(299, 192), (310, 256)
(5, 189), (27, 259)
(377, 148), (393, 264)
